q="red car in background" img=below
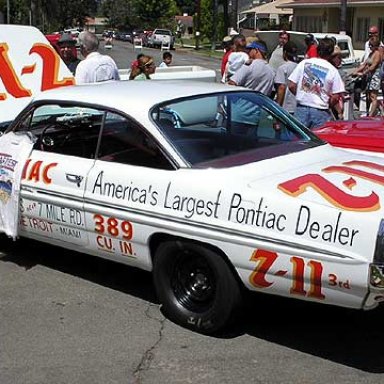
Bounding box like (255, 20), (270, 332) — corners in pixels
(314, 118), (384, 153)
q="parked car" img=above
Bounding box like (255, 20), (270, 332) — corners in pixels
(147, 28), (175, 49)
(115, 31), (132, 41)
(4, 25), (384, 335)
(314, 118), (384, 153)
(4, 77), (384, 334)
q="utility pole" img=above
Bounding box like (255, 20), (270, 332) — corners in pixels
(195, 0), (201, 50)
(7, 0), (10, 24)
(340, 0), (347, 34)
(211, 0), (218, 51)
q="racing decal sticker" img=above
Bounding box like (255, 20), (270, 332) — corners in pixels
(91, 169), (362, 247)
(0, 133), (34, 238)
(19, 199), (87, 244)
(0, 44), (31, 100)
(0, 42), (74, 102)
(249, 249), (352, 300)
(278, 159), (384, 212)
(22, 159), (57, 184)
(0, 153), (16, 204)
(93, 214), (135, 257)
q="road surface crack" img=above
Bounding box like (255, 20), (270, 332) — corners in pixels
(132, 303), (165, 383)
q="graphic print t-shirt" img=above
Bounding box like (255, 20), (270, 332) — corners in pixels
(288, 58), (345, 110)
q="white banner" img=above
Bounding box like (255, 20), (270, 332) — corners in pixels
(0, 132), (34, 239)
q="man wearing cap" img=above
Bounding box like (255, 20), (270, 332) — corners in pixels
(75, 31), (120, 84)
(228, 40), (275, 96)
(288, 38), (345, 129)
(57, 32), (81, 75)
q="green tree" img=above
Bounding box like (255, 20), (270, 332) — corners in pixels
(133, 0), (177, 29)
(101, 0), (137, 29)
(175, 0), (195, 15)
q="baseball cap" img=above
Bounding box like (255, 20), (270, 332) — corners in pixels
(222, 35), (232, 43)
(245, 41), (267, 52)
(58, 32), (76, 46)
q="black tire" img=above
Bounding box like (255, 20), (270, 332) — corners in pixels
(153, 241), (242, 334)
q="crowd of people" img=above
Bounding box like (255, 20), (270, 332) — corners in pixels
(221, 27), (384, 127)
(57, 28), (384, 128)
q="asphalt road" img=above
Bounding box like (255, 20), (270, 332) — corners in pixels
(2, 41), (384, 383)
(98, 39), (222, 79)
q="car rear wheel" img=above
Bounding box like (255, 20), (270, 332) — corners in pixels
(153, 241), (242, 334)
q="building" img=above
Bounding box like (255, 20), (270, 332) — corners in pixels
(280, 0), (384, 49)
(84, 17), (108, 35)
(239, 0), (293, 31)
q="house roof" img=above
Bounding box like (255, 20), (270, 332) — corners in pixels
(279, 0), (384, 8)
(241, 0), (293, 15)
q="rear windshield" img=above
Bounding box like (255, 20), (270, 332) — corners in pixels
(151, 91), (323, 168)
(155, 29), (171, 35)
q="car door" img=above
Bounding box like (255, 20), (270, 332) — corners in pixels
(83, 110), (176, 268)
(15, 103), (103, 249)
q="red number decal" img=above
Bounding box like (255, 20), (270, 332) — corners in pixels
(290, 256), (306, 296)
(93, 215), (133, 239)
(307, 260), (325, 299)
(121, 220), (133, 240)
(278, 174), (379, 211)
(249, 249), (278, 288)
(0, 43), (32, 100)
(29, 43), (75, 90)
(107, 217), (119, 237)
(94, 214), (104, 234)
(249, 250), (325, 300)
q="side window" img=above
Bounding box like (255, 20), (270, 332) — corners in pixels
(14, 104), (103, 159)
(97, 112), (173, 169)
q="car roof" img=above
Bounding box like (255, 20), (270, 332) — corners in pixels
(32, 81), (240, 116)
(313, 32), (352, 42)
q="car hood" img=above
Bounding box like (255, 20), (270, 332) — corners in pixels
(314, 119), (384, 152)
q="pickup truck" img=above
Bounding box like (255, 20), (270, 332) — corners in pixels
(147, 29), (175, 49)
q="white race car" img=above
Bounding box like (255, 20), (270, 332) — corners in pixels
(2, 80), (384, 334)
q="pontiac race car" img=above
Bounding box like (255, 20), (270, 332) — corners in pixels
(2, 80), (384, 334)
(3, 24), (384, 334)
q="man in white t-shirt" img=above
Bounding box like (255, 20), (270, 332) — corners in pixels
(288, 37), (345, 129)
(75, 31), (120, 84)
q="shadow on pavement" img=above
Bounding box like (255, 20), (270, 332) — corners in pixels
(2, 235), (384, 372)
(0, 236), (157, 304)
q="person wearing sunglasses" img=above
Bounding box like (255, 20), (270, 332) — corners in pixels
(362, 26), (383, 62)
